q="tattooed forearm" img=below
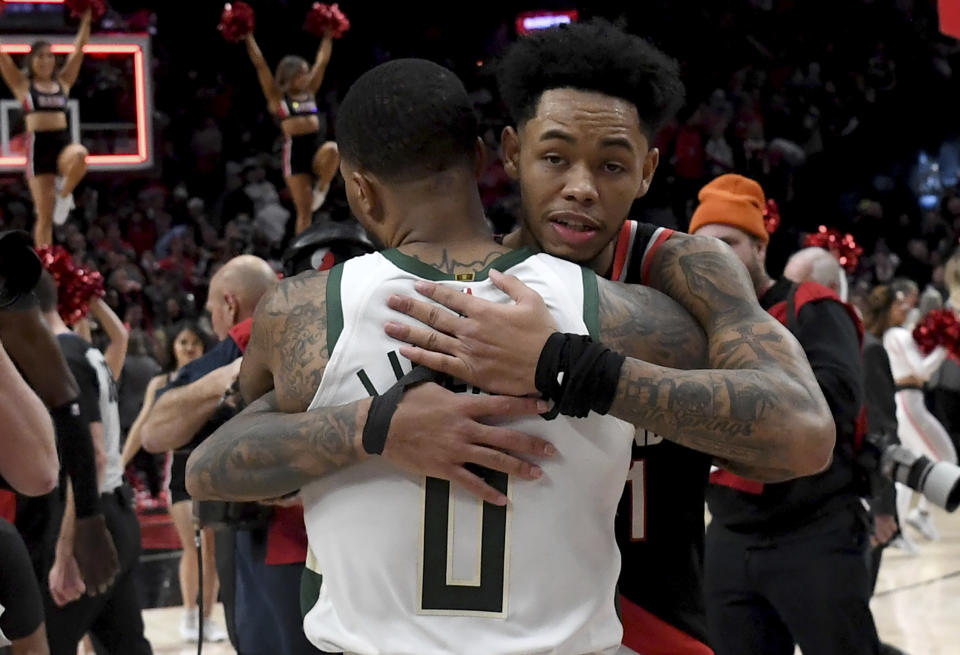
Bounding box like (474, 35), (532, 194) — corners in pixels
(602, 234), (835, 475)
(608, 363), (784, 464)
(185, 391), (371, 501)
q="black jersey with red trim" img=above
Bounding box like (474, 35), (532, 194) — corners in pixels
(277, 93), (319, 120)
(23, 82), (68, 114)
(609, 221), (714, 653)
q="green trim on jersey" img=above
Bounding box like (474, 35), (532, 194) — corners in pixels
(581, 268), (600, 341)
(300, 567), (323, 620)
(380, 247), (536, 282)
(326, 264), (345, 355)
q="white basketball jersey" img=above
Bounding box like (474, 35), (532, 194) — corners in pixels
(302, 248), (634, 655)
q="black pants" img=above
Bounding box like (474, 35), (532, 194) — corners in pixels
(704, 506), (880, 655)
(44, 488), (152, 655)
(0, 519), (45, 641)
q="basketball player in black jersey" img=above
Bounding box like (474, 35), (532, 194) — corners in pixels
(0, 10), (93, 246)
(243, 27), (340, 235)
(384, 20), (833, 655)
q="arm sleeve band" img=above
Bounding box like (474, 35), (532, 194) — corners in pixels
(50, 400), (101, 518)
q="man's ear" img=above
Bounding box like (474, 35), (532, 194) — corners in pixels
(351, 170), (384, 225)
(636, 147), (660, 199)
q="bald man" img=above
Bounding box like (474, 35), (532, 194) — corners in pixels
(141, 255), (277, 453)
(140, 255), (288, 651)
(784, 247), (848, 301)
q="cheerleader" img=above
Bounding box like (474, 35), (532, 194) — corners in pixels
(244, 30), (340, 235)
(0, 10), (92, 247)
(867, 280), (957, 541)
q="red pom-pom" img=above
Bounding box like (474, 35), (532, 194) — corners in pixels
(913, 308), (960, 359)
(66, 0), (107, 21)
(219, 2), (255, 43)
(763, 199), (780, 235)
(35, 245), (105, 324)
(305, 3), (350, 39)
(803, 225), (863, 274)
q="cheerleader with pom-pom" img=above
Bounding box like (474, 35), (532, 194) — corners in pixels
(0, 6), (97, 247)
(225, 3), (343, 235)
(866, 280), (957, 542)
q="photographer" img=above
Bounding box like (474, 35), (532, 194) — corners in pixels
(785, 249), (901, 556)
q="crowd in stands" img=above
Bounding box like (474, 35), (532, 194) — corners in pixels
(0, 0), (957, 373)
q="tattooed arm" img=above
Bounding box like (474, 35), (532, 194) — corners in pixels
(187, 268), (553, 504)
(239, 270), (329, 411)
(626, 234), (834, 476)
(385, 248), (834, 478)
(188, 271), (343, 500)
(186, 390), (368, 501)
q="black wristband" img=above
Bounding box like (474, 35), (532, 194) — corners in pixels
(535, 332), (625, 418)
(362, 366), (439, 455)
(51, 400), (102, 518)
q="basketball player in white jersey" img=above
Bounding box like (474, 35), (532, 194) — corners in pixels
(189, 58), (723, 654)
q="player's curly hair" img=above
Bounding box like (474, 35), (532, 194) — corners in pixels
(497, 19), (685, 137)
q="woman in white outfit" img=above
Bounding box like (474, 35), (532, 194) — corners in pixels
(867, 280), (957, 541)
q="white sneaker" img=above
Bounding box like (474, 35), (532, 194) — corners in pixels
(311, 185), (328, 212)
(179, 608), (199, 642)
(906, 507), (940, 541)
(889, 534), (920, 556)
(201, 616), (228, 643)
(53, 192), (75, 225)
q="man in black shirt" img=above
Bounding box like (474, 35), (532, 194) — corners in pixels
(33, 271), (152, 655)
(689, 174), (880, 655)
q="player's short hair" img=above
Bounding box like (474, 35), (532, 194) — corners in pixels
(336, 58), (479, 183)
(497, 19), (685, 137)
(34, 270), (58, 313)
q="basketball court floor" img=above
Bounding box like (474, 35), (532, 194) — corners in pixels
(137, 504), (960, 655)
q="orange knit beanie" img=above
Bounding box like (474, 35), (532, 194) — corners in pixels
(688, 174), (768, 243)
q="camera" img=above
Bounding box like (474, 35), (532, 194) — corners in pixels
(859, 430), (960, 512)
